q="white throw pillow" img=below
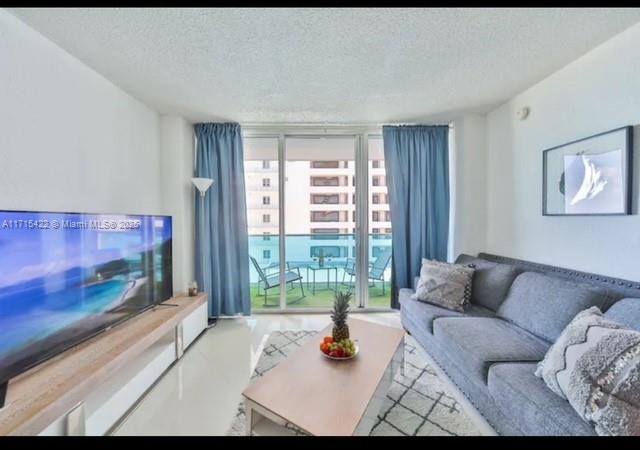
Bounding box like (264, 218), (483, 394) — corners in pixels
(535, 306), (640, 436)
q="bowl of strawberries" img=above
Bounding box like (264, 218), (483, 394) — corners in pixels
(319, 336), (358, 360)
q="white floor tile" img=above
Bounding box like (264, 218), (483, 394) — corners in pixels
(114, 312), (401, 436)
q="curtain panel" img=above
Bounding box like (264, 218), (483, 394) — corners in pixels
(194, 123), (250, 317)
(382, 125), (450, 309)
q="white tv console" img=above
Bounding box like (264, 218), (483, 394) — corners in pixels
(0, 293), (208, 436)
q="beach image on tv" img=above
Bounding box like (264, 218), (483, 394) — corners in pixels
(0, 211), (172, 383)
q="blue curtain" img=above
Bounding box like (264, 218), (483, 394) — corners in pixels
(383, 125), (450, 309)
(194, 123), (250, 317)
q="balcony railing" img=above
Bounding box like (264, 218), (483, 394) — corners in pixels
(248, 233), (392, 309)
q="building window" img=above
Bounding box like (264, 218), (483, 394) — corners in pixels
(373, 211), (391, 222)
(385, 228), (392, 233)
(262, 160), (270, 169)
(263, 214), (271, 223)
(262, 196), (270, 205)
(311, 193), (340, 204)
(373, 193), (387, 204)
(311, 161), (340, 168)
(263, 250), (271, 259)
(372, 160), (380, 169)
(352, 176), (356, 186)
(311, 176), (340, 186)
(372, 228), (380, 234)
(311, 228), (340, 239)
(262, 178), (271, 187)
(263, 233), (271, 241)
(310, 246), (347, 258)
(352, 194), (356, 204)
(372, 176), (385, 186)
(352, 211), (356, 222)
(310, 211), (340, 222)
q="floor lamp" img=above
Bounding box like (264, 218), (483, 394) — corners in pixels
(192, 177), (214, 325)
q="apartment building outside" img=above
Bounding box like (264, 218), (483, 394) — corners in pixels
(244, 136), (392, 309)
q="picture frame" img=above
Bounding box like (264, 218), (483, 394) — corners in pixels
(542, 126), (633, 216)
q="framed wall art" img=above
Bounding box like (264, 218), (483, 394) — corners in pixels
(543, 126), (633, 216)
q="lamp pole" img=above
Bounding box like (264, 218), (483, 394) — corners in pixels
(191, 178), (213, 296)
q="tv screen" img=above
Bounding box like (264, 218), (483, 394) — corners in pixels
(0, 210), (172, 387)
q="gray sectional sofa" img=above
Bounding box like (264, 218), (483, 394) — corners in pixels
(400, 253), (640, 436)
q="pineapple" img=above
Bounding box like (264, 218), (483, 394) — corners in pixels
(331, 291), (352, 342)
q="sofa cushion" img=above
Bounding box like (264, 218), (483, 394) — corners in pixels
(497, 272), (608, 342)
(455, 254), (522, 311)
(488, 362), (596, 436)
(605, 298), (640, 332)
(433, 317), (549, 384)
(399, 288), (494, 333)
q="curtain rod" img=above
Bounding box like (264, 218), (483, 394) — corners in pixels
(239, 122), (453, 128)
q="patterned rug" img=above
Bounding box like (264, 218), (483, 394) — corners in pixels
(228, 330), (480, 436)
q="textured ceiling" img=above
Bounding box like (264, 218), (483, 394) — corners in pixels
(8, 8), (640, 123)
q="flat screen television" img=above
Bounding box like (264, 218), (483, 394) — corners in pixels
(0, 210), (172, 401)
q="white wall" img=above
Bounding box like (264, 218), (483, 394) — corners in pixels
(451, 114), (488, 260)
(485, 22), (640, 281)
(159, 116), (195, 294)
(0, 9), (162, 214)
(0, 9), (201, 297)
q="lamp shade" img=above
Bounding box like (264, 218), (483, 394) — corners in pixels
(192, 177), (214, 195)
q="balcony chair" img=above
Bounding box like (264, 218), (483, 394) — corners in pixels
(341, 246), (392, 295)
(250, 256), (305, 306)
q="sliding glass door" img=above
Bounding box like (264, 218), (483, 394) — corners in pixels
(284, 137), (357, 308)
(367, 137), (392, 307)
(244, 137), (283, 309)
(244, 129), (391, 311)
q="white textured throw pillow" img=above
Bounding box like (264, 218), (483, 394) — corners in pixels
(411, 259), (474, 313)
(535, 306), (640, 436)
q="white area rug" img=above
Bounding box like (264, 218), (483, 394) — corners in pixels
(228, 330), (480, 436)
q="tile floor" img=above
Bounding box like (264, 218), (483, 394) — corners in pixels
(113, 312), (402, 436)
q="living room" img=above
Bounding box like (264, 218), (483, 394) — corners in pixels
(0, 7), (639, 439)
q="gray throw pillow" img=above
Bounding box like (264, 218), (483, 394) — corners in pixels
(411, 259), (474, 313)
(535, 306), (640, 436)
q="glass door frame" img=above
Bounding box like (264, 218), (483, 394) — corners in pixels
(243, 125), (387, 312)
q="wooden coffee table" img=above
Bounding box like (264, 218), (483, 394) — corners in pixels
(242, 318), (405, 436)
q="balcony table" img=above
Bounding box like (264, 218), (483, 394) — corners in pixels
(303, 263), (339, 295)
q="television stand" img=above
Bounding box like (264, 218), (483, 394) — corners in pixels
(0, 382), (6, 410)
(0, 293), (207, 435)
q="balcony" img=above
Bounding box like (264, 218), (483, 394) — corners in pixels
(248, 234), (392, 310)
